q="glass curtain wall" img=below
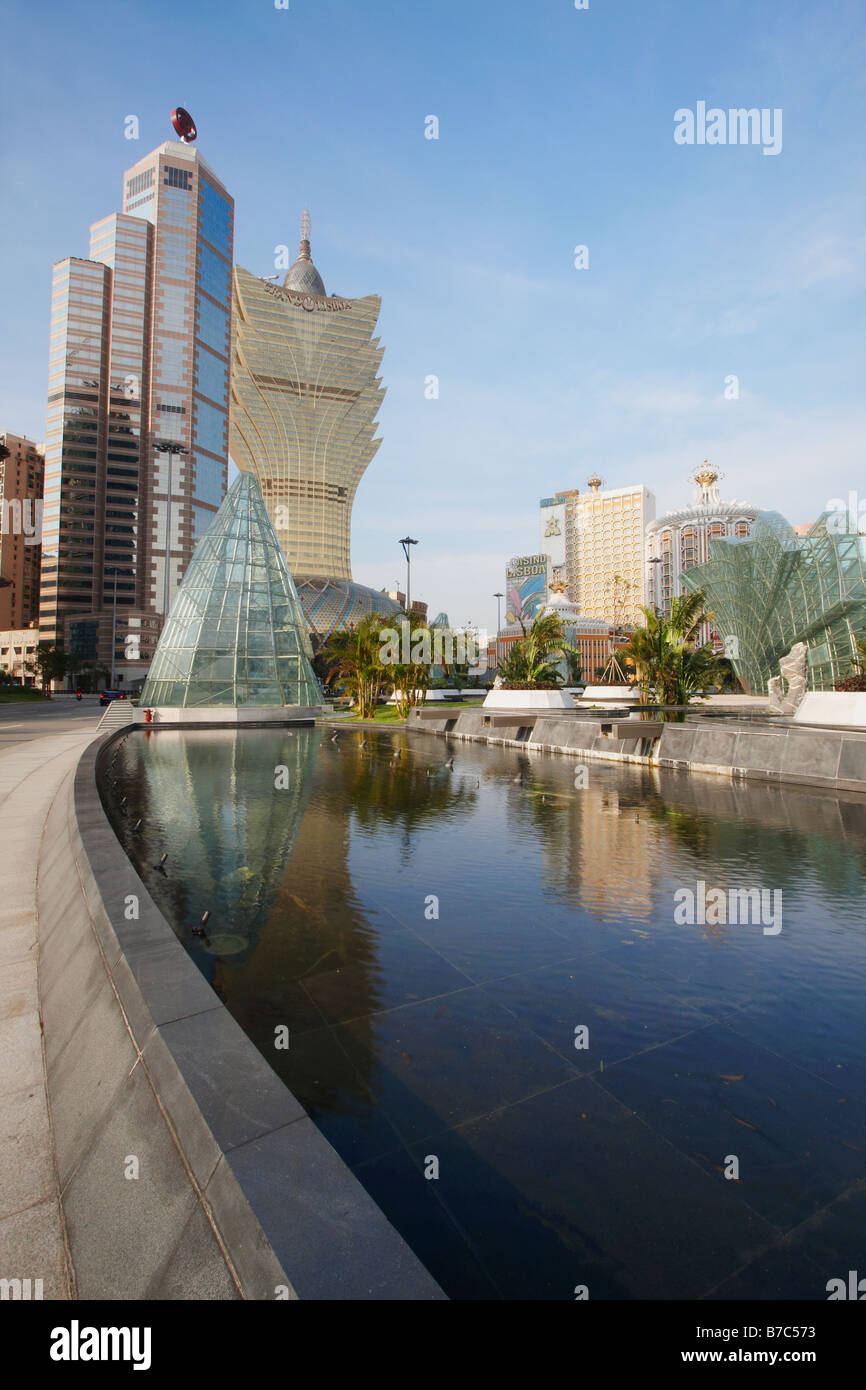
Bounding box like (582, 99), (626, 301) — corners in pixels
(140, 473), (321, 707)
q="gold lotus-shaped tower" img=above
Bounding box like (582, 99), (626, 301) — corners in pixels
(229, 211), (397, 640)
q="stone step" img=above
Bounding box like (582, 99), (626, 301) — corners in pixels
(95, 702), (134, 733)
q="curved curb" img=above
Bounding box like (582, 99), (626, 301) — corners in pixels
(37, 729), (445, 1301)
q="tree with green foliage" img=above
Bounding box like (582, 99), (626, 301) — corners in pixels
(619, 591), (721, 719)
(320, 615), (388, 719)
(33, 642), (67, 693)
(499, 610), (580, 687)
(385, 611), (432, 719)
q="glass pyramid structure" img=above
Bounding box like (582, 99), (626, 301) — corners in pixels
(140, 473), (322, 708)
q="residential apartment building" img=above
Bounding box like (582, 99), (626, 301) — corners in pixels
(0, 625), (40, 686)
(0, 432), (44, 630)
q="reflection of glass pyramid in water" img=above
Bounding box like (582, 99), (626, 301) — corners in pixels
(141, 474), (322, 708)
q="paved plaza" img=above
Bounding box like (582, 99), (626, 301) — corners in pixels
(0, 701), (101, 1299)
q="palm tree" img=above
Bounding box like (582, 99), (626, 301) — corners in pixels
(320, 615), (387, 720)
(619, 608), (665, 702)
(388, 610), (432, 719)
(500, 611), (580, 687)
(619, 591), (720, 720)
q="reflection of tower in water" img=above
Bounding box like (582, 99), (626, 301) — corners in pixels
(512, 775), (655, 920)
(578, 788), (654, 919)
(117, 727), (317, 951)
(214, 794), (384, 1096)
(211, 738), (480, 1113)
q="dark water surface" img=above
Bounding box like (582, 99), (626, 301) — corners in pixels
(101, 726), (866, 1300)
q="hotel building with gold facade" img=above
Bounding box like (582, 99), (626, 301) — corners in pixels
(230, 214), (398, 642)
(540, 475), (655, 628)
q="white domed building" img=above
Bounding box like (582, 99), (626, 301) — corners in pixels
(646, 464), (761, 644)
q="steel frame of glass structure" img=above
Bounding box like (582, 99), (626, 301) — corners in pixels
(140, 473), (321, 708)
(681, 511), (866, 693)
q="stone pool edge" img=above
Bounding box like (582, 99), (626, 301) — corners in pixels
(37, 728), (445, 1301)
(407, 708), (866, 796)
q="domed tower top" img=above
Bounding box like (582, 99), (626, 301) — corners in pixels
(586, 472), (603, 492)
(690, 460), (724, 505)
(283, 209), (327, 296)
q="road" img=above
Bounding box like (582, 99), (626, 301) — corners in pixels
(0, 699), (104, 753)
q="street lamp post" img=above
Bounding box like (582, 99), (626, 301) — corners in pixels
(399, 536), (418, 612)
(107, 566), (119, 688)
(155, 442), (190, 622)
(493, 592), (504, 669)
(647, 555), (662, 615)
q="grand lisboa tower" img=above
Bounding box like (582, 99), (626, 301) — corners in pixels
(229, 211), (399, 643)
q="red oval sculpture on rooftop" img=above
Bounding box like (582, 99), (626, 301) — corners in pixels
(170, 107), (197, 144)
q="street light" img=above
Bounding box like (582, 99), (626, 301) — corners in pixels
(399, 536), (418, 612)
(647, 556), (662, 615)
(154, 441), (190, 621)
(106, 566), (119, 688)
(493, 592), (504, 668)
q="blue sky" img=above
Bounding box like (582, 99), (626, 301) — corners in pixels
(1, 0), (864, 631)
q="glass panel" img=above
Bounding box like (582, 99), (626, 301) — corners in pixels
(140, 473), (321, 708)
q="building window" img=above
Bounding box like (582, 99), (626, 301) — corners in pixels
(164, 166), (192, 191)
(126, 170), (154, 199)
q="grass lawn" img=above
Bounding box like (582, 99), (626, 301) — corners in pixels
(0, 687), (51, 704)
(323, 698), (485, 726)
(332, 706), (406, 724)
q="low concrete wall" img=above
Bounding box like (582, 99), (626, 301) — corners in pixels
(793, 692), (866, 727)
(407, 707), (866, 796)
(656, 719), (866, 793)
(482, 689), (572, 710)
(133, 705), (321, 727)
(37, 730), (444, 1300)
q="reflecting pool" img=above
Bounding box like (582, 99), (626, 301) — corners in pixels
(101, 726), (866, 1300)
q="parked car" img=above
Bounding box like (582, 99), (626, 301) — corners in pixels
(99, 689), (126, 707)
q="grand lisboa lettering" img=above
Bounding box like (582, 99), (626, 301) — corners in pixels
(262, 281), (352, 313)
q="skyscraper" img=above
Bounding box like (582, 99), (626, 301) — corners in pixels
(0, 432), (44, 630)
(39, 138), (233, 683)
(229, 212), (398, 643)
(540, 475), (655, 627)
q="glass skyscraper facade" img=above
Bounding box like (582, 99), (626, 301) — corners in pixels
(39, 141), (233, 681)
(229, 215), (398, 642)
(682, 511), (866, 693)
(140, 473), (321, 708)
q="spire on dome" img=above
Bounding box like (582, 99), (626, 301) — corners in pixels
(299, 208), (312, 259)
(283, 207), (327, 296)
(690, 460), (724, 504)
(691, 459), (722, 491)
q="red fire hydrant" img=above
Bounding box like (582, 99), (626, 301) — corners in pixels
(144, 708), (153, 724)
